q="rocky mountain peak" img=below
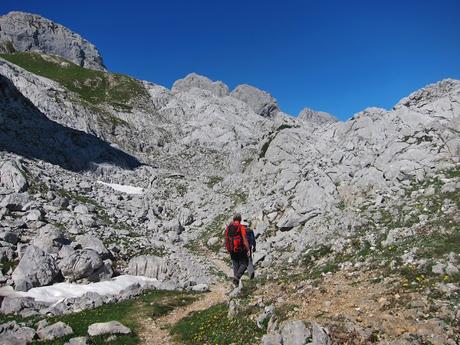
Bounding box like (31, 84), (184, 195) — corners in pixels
(395, 78), (460, 112)
(297, 107), (338, 125)
(171, 72), (229, 97)
(230, 84), (279, 118)
(0, 11), (106, 71)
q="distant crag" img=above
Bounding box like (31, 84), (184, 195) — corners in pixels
(0, 11), (106, 71)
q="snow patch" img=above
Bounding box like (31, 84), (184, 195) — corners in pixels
(97, 181), (144, 194)
(0, 275), (158, 303)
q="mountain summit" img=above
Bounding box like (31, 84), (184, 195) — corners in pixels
(0, 11), (105, 70)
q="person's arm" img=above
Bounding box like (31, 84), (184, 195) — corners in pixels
(241, 226), (250, 254)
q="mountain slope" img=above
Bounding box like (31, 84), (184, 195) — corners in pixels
(0, 11), (105, 70)
(0, 12), (459, 345)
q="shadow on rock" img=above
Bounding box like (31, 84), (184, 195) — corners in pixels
(0, 74), (141, 171)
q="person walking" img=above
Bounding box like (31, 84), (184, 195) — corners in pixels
(225, 213), (250, 286)
(242, 219), (256, 279)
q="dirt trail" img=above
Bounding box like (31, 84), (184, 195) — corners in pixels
(138, 256), (232, 345)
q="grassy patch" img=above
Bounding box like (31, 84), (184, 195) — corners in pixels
(170, 303), (263, 345)
(35, 290), (198, 345)
(150, 294), (198, 318)
(206, 176), (223, 189)
(259, 135), (276, 159)
(0, 52), (148, 108)
(56, 188), (101, 208)
(1, 40), (16, 53)
(1, 259), (18, 275)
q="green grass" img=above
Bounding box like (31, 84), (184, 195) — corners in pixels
(0, 52), (148, 108)
(34, 290), (199, 345)
(206, 176), (224, 189)
(150, 295), (198, 318)
(1, 40), (16, 53)
(0, 259), (18, 275)
(170, 303), (263, 345)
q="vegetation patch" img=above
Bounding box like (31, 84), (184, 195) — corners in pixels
(170, 303), (263, 345)
(32, 290), (198, 345)
(0, 52), (149, 108)
(206, 175), (223, 189)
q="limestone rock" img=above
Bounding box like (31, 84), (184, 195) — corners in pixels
(298, 107), (338, 125)
(281, 320), (311, 345)
(12, 245), (59, 291)
(87, 321), (131, 336)
(59, 249), (104, 282)
(37, 321), (73, 341)
(172, 73), (229, 97)
(0, 160), (28, 194)
(127, 255), (165, 279)
(0, 11), (105, 70)
(75, 235), (111, 259)
(311, 322), (331, 345)
(230, 84), (279, 117)
(261, 332), (283, 345)
(64, 337), (89, 345)
(0, 193), (30, 211)
(32, 224), (66, 254)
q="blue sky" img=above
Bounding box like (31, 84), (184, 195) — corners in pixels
(2, 0), (460, 120)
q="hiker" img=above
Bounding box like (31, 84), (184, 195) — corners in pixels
(243, 219), (256, 254)
(242, 219), (256, 279)
(225, 213), (250, 286)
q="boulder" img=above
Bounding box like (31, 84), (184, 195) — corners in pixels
(59, 249), (104, 282)
(127, 255), (165, 280)
(32, 224), (66, 254)
(12, 245), (59, 291)
(281, 320), (311, 345)
(311, 322), (331, 345)
(64, 337), (89, 345)
(191, 283), (209, 292)
(261, 332), (283, 345)
(0, 231), (19, 245)
(0, 296), (43, 315)
(75, 235), (111, 259)
(0, 161), (28, 194)
(0, 193), (30, 211)
(0, 321), (35, 344)
(37, 321), (73, 341)
(73, 205), (89, 214)
(87, 321), (131, 336)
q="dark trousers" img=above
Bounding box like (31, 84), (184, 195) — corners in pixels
(230, 252), (248, 280)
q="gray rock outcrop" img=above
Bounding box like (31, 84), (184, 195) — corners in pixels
(298, 107), (338, 125)
(127, 255), (165, 279)
(0, 160), (28, 194)
(75, 235), (111, 259)
(172, 73), (229, 97)
(230, 84), (279, 117)
(12, 245), (60, 291)
(59, 249), (105, 282)
(0, 11), (105, 70)
(36, 321), (73, 341)
(87, 321), (131, 336)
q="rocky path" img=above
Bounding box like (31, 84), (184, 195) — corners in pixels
(138, 256), (232, 345)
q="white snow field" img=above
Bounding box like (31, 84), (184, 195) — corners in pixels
(0, 275), (159, 303)
(96, 181), (144, 194)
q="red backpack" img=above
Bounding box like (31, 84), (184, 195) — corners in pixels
(225, 222), (245, 254)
